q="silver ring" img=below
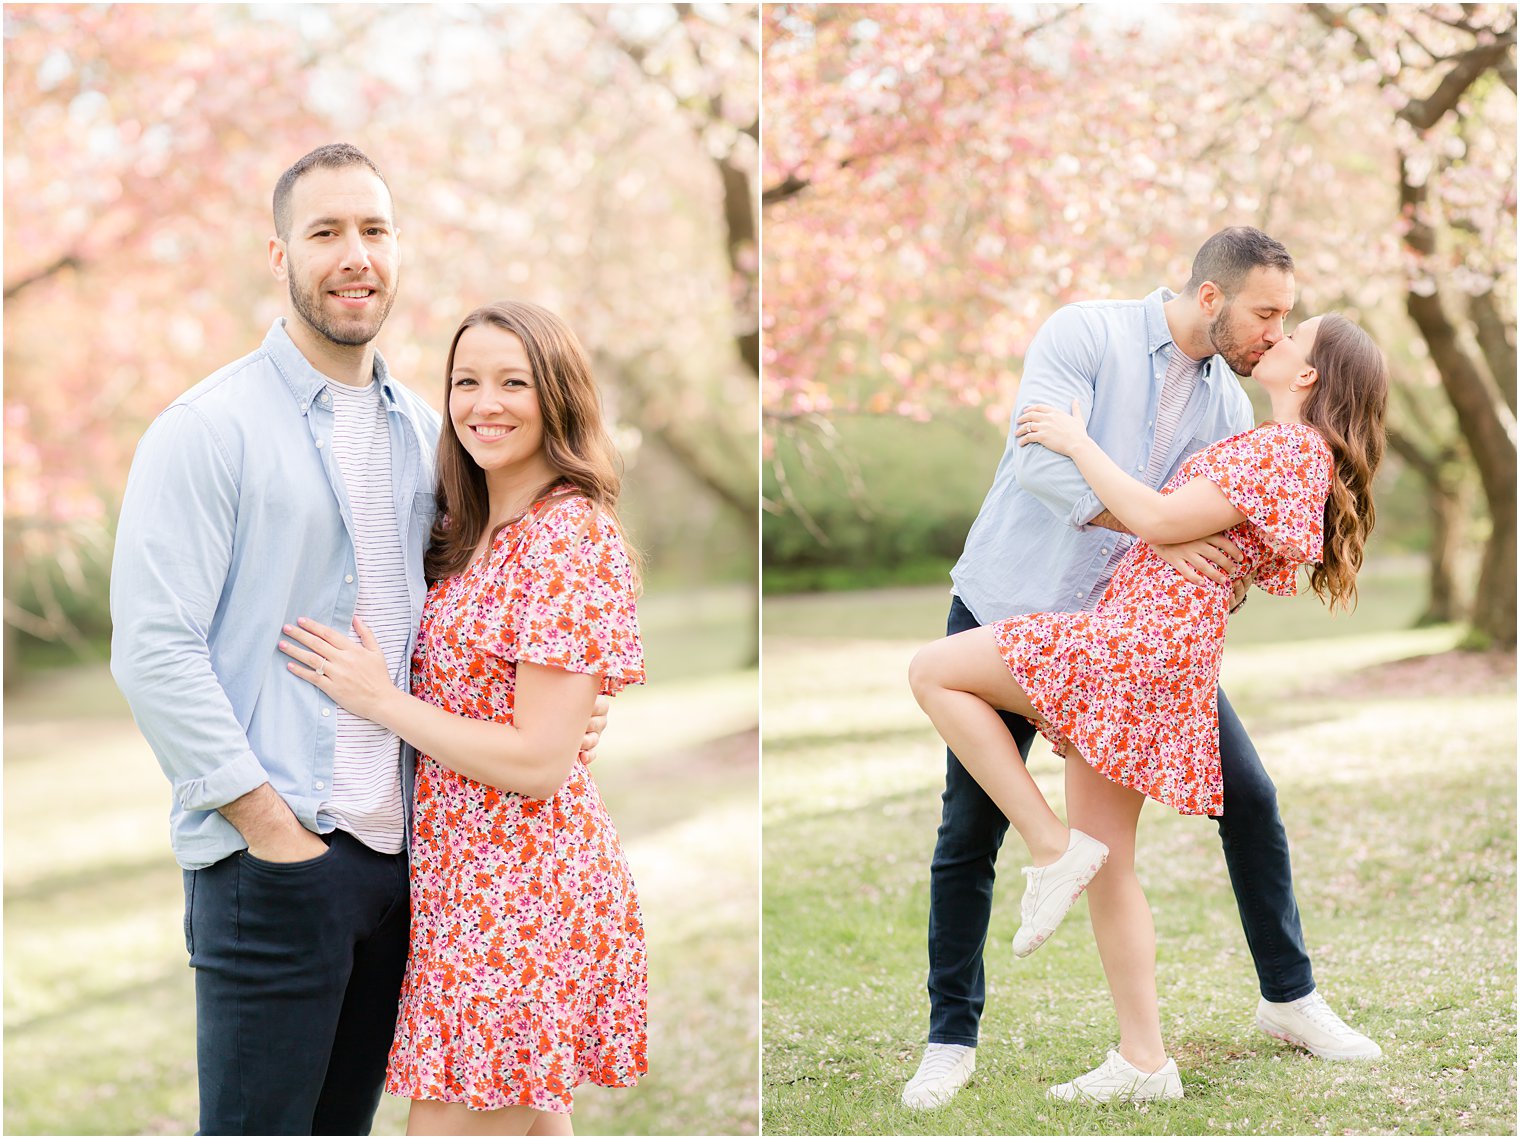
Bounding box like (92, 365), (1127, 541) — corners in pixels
(317, 662), (326, 678)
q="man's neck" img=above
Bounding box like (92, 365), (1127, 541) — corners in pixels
(284, 317), (377, 388)
(1161, 294), (1212, 362)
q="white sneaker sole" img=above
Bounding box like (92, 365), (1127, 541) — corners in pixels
(1047, 1082), (1184, 1103)
(1256, 1015), (1383, 1061)
(1012, 852), (1108, 958)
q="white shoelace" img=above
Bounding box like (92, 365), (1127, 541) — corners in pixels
(912, 1045), (970, 1084)
(1294, 993), (1355, 1034)
(1086, 1051), (1134, 1081)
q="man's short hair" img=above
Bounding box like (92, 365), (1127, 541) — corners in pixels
(1183, 226), (1294, 297)
(272, 143), (388, 241)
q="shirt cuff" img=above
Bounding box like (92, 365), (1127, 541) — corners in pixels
(1070, 490), (1105, 530)
(173, 750), (270, 813)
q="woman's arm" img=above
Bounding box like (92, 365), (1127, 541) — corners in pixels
(1016, 401), (1247, 546)
(280, 618), (598, 800)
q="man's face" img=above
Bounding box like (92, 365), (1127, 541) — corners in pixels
(272, 166), (398, 348)
(1206, 267), (1295, 376)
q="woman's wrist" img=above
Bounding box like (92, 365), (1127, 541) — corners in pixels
(1071, 437), (1104, 469)
(364, 685), (410, 734)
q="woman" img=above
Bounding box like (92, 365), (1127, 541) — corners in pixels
(909, 313), (1387, 1102)
(279, 301), (646, 1135)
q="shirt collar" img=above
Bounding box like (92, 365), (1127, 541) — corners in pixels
(262, 317), (401, 411)
(1144, 286), (1228, 387)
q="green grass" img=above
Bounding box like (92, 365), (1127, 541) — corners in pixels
(4, 590), (759, 1136)
(760, 578), (1516, 1136)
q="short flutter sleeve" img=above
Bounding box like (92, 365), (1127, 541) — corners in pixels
(1190, 424), (1332, 596)
(490, 496), (646, 695)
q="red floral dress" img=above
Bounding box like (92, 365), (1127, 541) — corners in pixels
(993, 423), (1331, 816)
(385, 494), (647, 1113)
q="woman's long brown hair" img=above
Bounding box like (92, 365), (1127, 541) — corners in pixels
(1300, 314), (1389, 612)
(424, 300), (636, 585)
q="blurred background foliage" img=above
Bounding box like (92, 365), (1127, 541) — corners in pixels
(761, 3), (1516, 649)
(4, 5), (759, 1136)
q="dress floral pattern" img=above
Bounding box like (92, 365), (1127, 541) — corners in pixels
(993, 423), (1331, 816)
(385, 494), (647, 1113)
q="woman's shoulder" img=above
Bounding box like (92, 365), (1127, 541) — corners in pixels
(536, 491), (622, 538)
(1257, 421), (1333, 467)
(535, 491), (596, 528)
(522, 492), (627, 557)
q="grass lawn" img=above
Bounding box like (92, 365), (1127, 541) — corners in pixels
(4, 585), (759, 1136)
(761, 574), (1517, 1136)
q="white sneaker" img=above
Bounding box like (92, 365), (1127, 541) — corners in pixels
(1048, 1049), (1184, 1103)
(1012, 828), (1109, 958)
(901, 1042), (975, 1109)
(1256, 992), (1382, 1060)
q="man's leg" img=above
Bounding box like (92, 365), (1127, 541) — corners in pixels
(1213, 687), (1313, 1002)
(187, 830), (409, 1134)
(312, 834), (411, 1134)
(905, 597), (1036, 1108)
(927, 597), (1035, 1044)
(1215, 688), (1380, 1059)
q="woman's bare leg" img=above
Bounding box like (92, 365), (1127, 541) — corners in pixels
(407, 1099), (543, 1136)
(909, 626), (1070, 865)
(1063, 747), (1167, 1071)
(527, 1109), (573, 1136)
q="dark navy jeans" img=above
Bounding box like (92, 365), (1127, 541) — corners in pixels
(926, 595), (1315, 1046)
(183, 828), (410, 1134)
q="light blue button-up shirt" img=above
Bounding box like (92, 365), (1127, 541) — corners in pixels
(950, 288), (1253, 625)
(110, 319), (441, 869)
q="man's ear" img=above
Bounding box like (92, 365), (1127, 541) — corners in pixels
(268, 236), (288, 282)
(1197, 280), (1224, 318)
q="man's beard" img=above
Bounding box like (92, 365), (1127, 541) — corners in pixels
(288, 270), (395, 348)
(1207, 303), (1260, 376)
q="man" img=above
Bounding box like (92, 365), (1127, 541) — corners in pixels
(111, 144), (604, 1134)
(902, 227), (1381, 1110)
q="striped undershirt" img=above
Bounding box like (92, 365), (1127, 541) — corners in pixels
(1086, 345), (1203, 610)
(320, 378), (410, 853)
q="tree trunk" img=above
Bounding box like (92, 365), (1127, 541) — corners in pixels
(1419, 483), (1466, 625)
(1401, 157), (1518, 649)
(1385, 427), (1469, 625)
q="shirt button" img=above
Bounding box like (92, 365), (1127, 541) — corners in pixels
(345, 575), (354, 584)
(316, 439), (325, 449)
(321, 708), (331, 717)
(314, 780), (325, 790)
(1101, 548), (1110, 555)
(1077, 590), (1086, 598)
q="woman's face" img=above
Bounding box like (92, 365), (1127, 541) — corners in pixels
(1254, 314), (1321, 391)
(448, 323), (546, 475)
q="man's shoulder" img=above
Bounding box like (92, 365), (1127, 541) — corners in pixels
(1059, 295), (1150, 331)
(168, 342), (282, 419)
(1029, 296), (1148, 364)
(1040, 296), (1149, 337)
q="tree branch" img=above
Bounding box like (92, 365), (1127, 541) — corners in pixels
(3, 252), (81, 301)
(1400, 24), (1516, 130)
